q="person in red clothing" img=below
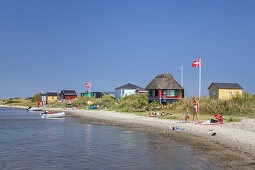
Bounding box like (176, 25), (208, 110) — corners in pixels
(37, 101), (40, 108)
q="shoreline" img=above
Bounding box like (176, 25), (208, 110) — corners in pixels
(1, 105), (255, 169)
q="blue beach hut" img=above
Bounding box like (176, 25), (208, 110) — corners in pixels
(115, 83), (143, 99)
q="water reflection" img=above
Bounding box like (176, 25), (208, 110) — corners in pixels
(0, 108), (215, 169)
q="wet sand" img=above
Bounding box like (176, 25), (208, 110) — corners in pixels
(2, 105), (255, 169)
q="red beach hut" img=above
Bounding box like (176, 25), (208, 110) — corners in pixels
(145, 73), (184, 103)
(59, 90), (77, 100)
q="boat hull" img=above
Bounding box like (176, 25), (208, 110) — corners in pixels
(41, 112), (65, 118)
(28, 107), (43, 111)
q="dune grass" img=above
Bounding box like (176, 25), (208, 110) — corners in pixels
(1, 92), (254, 122)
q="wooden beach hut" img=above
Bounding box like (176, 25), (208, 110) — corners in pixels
(46, 92), (58, 103)
(80, 92), (104, 98)
(145, 73), (184, 103)
(59, 90), (77, 100)
(115, 83), (143, 99)
(81, 92), (92, 97)
(92, 92), (104, 98)
(208, 83), (243, 100)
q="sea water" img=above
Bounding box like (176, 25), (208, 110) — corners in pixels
(0, 108), (215, 169)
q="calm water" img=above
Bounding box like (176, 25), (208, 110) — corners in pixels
(0, 108), (215, 169)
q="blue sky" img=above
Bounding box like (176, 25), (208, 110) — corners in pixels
(0, 0), (254, 98)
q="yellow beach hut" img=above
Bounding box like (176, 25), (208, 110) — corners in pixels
(208, 83), (243, 100)
(46, 92), (58, 103)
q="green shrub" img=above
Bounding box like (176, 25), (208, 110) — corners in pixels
(32, 94), (41, 102)
(6, 100), (22, 104)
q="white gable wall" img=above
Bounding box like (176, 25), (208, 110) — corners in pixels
(115, 89), (136, 99)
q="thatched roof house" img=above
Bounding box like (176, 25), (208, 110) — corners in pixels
(145, 73), (184, 103)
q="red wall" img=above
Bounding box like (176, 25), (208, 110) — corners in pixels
(65, 96), (77, 100)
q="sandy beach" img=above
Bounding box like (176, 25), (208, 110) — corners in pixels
(1, 105), (255, 169)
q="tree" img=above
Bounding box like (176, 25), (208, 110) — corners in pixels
(32, 94), (41, 102)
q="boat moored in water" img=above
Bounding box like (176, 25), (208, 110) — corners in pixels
(40, 111), (65, 118)
(27, 107), (43, 111)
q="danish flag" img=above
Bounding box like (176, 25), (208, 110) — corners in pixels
(192, 58), (200, 67)
(85, 82), (91, 88)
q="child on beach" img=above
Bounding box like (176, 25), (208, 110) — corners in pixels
(76, 104), (80, 109)
(185, 108), (190, 123)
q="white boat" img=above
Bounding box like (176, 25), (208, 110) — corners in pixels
(41, 111), (65, 118)
(27, 107), (43, 111)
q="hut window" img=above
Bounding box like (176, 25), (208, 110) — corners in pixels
(212, 90), (215, 96)
(167, 90), (175, 97)
(229, 92), (232, 96)
(150, 90), (156, 97)
(121, 90), (124, 95)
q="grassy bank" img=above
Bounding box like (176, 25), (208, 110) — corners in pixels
(1, 92), (254, 122)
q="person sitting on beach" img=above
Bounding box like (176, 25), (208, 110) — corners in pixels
(149, 111), (170, 117)
(192, 97), (199, 123)
(149, 111), (157, 116)
(76, 104), (80, 109)
(185, 108), (190, 123)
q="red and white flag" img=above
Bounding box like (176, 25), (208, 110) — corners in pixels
(85, 82), (91, 89)
(192, 58), (200, 67)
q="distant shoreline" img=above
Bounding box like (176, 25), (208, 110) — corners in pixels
(1, 105), (255, 169)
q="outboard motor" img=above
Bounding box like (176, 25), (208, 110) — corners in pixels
(27, 106), (32, 111)
(40, 111), (48, 115)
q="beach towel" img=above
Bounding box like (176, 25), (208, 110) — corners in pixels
(87, 105), (99, 109)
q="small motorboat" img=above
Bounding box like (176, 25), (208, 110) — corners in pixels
(41, 111), (65, 118)
(27, 106), (43, 111)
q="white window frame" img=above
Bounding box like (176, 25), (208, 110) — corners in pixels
(229, 92), (232, 96)
(167, 90), (175, 97)
(212, 90), (216, 96)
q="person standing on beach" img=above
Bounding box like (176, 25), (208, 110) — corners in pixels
(192, 97), (199, 123)
(37, 101), (40, 108)
(162, 93), (167, 112)
(68, 100), (72, 108)
(185, 108), (190, 123)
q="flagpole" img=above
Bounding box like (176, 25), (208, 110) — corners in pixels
(89, 82), (91, 98)
(181, 66), (183, 87)
(199, 58), (202, 99)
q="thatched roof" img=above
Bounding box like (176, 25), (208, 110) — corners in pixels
(145, 73), (183, 90)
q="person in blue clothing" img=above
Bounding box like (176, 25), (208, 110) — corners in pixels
(162, 92), (167, 112)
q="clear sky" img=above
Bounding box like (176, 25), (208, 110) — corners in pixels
(0, 0), (254, 98)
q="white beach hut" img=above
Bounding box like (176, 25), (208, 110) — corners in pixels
(115, 83), (143, 99)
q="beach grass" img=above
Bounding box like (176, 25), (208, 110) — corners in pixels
(1, 92), (254, 122)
